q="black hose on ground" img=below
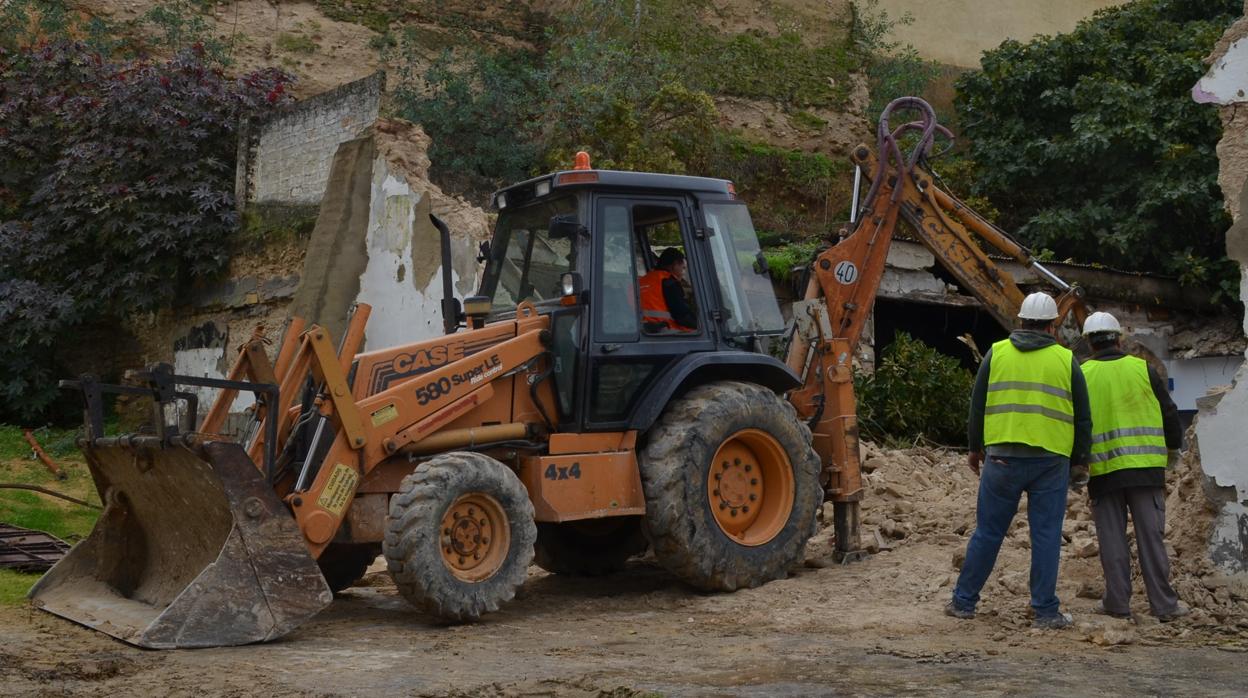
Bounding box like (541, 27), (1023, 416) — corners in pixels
(0, 483), (100, 509)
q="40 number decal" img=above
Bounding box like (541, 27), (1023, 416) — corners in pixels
(834, 260), (858, 285)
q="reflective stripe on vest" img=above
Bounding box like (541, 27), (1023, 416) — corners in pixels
(639, 269), (679, 329)
(1081, 355), (1166, 476)
(984, 339), (1075, 456)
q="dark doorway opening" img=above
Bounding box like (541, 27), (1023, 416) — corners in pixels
(872, 298), (1007, 371)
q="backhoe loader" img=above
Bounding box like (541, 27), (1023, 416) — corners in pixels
(33, 97), (1087, 648)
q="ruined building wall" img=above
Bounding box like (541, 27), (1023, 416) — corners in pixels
(235, 72), (383, 206)
(1188, 3), (1248, 574)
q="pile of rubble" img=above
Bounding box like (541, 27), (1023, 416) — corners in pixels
(814, 438), (1248, 644)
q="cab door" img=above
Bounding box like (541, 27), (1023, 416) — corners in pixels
(581, 195), (715, 430)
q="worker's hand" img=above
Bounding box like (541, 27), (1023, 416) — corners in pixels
(1069, 463), (1089, 492)
(1167, 450), (1182, 469)
(967, 450), (983, 476)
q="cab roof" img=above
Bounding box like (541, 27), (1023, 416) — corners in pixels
(492, 169), (734, 210)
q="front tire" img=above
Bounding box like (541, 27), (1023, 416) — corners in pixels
(640, 381), (821, 590)
(383, 451), (536, 622)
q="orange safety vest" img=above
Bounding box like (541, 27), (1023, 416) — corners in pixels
(639, 269), (683, 330)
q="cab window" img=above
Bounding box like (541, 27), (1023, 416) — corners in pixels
(480, 195), (579, 310)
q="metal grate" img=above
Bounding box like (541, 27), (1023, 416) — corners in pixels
(0, 523), (71, 573)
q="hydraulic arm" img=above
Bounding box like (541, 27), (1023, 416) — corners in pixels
(785, 97), (1087, 558)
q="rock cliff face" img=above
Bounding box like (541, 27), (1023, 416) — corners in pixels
(1190, 1), (1248, 576)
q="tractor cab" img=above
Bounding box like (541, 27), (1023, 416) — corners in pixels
(477, 153), (797, 433)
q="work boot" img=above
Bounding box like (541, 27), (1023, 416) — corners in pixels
(1156, 602), (1191, 623)
(944, 601), (975, 620)
(1032, 612), (1073, 630)
(1092, 601), (1132, 620)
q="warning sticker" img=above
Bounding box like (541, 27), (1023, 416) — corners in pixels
(371, 403), (399, 427)
(316, 463), (359, 516)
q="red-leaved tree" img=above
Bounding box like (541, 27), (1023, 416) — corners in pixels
(0, 42), (292, 421)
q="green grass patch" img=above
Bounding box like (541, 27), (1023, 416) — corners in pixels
(237, 202), (319, 251)
(762, 241), (819, 282)
(0, 431), (98, 605)
(791, 110), (827, 131)
(276, 32), (317, 54)
(0, 569), (39, 605)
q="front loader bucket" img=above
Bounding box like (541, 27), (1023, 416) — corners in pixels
(28, 440), (332, 649)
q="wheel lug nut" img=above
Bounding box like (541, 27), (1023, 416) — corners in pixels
(749, 493), (757, 501)
(713, 489), (720, 496)
(742, 505), (750, 513)
(473, 552), (480, 560)
(734, 458), (741, 465)
(730, 509), (738, 517)
(751, 478), (758, 486)
(452, 511), (461, 519)
(720, 502), (728, 510)
(468, 507), (475, 516)
(715, 473), (722, 480)
(722, 461), (729, 469)
(458, 556), (465, 565)
(482, 537), (489, 545)
(744, 464), (752, 472)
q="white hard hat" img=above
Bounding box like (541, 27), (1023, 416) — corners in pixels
(1018, 292), (1059, 321)
(1083, 311), (1122, 336)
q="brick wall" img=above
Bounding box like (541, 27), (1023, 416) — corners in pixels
(236, 71), (383, 207)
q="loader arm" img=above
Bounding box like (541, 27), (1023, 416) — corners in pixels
(785, 97), (1087, 558)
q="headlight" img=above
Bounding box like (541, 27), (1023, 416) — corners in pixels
(535, 180), (551, 197)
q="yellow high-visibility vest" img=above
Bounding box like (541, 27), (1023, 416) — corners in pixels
(1081, 356), (1166, 476)
(984, 340), (1075, 456)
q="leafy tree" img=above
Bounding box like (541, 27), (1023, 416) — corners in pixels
(954, 0), (1241, 298)
(0, 42), (290, 421)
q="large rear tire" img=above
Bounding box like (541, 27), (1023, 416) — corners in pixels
(640, 380), (820, 590)
(533, 517), (648, 576)
(318, 542), (382, 593)
(383, 452), (536, 622)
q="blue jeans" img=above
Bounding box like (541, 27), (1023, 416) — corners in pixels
(951, 454), (1070, 618)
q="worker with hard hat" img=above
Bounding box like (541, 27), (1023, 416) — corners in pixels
(947, 292), (1091, 630)
(1079, 311), (1187, 621)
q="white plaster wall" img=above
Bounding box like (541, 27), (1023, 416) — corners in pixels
(1165, 356), (1244, 412)
(172, 346), (255, 431)
(356, 160), (485, 351)
(1193, 13), (1248, 575)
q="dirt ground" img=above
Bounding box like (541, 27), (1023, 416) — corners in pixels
(3, 443), (1247, 696)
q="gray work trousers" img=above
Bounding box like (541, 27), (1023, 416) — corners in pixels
(1090, 486), (1180, 616)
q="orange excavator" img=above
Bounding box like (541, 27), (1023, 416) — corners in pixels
(33, 97), (1085, 648)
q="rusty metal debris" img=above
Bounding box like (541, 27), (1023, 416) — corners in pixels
(22, 429), (66, 480)
(0, 523), (70, 573)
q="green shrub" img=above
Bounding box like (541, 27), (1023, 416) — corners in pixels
(854, 332), (973, 446)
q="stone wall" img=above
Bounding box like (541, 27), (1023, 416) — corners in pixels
(235, 72), (383, 207)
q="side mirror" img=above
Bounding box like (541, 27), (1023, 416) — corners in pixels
(753, 250), (770, 275)
(477, 240), (491, 263)
(559, 272), (584, 297)
(548, 214), (586, 239)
